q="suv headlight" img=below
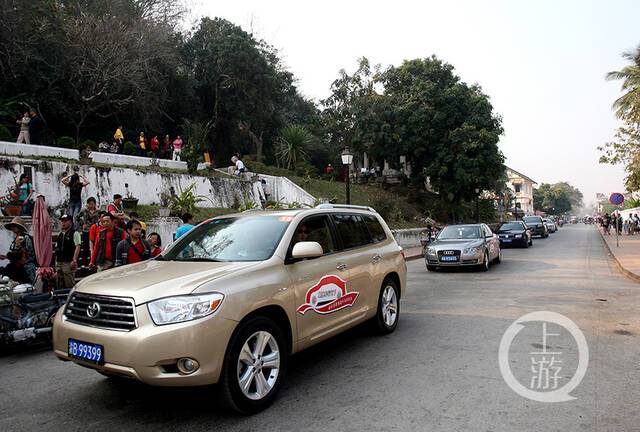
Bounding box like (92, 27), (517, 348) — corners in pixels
(427, 247), (436, 255)
(515, 234), (522, 238)
(147, 292), (224, 325)
(463, 247), (480, 254)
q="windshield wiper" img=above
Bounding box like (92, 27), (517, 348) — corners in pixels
(173, 257), (224, 262)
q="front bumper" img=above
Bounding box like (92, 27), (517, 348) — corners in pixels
(52, 304), (237, 386)
(499, 237), (527, 247)
(426, 251), (483, 266)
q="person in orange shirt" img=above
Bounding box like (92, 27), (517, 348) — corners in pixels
(89, 213), (127, 271)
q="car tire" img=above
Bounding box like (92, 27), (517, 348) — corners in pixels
(373, 278), (400, 334)
(426, 265), (437, 272)
(218, 316), (287, 415)
(493, 248), (502, 264)
(479, 250), (489, 272)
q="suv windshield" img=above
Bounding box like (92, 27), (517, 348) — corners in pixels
(498, 222), (524, 231)
(438, 226), (481, 240)
(163, 216), (291, 262)
(523, 216), (542, 224)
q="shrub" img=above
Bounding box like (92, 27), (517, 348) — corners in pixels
(56, 136), (76, 149)
(123, 141), (136, 155)
(0, 125), (11, 141)
(81, 139), (97, 151)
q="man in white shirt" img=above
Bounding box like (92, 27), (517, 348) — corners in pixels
(231, 156), (247, 175)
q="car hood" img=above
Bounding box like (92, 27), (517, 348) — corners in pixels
(496, 229), (524, 234)
(73, 260), (259, 304)
(430, 239), (483, 248)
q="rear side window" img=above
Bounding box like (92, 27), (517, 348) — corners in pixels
(332, 214), (372, 249)
(364, 215), (387, 243)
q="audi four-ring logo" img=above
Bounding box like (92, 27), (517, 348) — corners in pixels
(443, 250), (455, 255)
(86, 302), (101, 319)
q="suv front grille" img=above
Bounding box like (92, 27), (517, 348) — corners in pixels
(65, 292), (137, 331)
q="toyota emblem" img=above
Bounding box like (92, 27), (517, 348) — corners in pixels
(86, 302), (101, 319)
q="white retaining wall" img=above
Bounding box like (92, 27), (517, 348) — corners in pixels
(0, 156), (261, 211)
(390, 228), (427, 248)
(0, 140), (79, 160)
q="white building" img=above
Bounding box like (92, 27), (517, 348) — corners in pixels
(506, 167), (537, 215)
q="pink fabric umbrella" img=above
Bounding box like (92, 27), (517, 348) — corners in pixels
(32, 195), (55, 285)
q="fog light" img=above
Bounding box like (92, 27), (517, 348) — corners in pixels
(176, 358), (199, 374)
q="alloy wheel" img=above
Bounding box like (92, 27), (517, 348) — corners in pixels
(381, 285), (398, 327)
(236, 331), (280, 401)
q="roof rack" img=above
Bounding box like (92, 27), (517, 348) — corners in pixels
(315, 203), (377, 213)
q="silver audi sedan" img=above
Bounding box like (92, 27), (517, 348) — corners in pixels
(424, 223), (501, 272)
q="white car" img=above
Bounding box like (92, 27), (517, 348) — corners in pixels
(543, 218), (557, 233)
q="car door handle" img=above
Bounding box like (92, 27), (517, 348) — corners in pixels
(336, 263), (348, 271)
(372, 254), (382, 263)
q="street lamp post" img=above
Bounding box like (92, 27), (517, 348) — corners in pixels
(341, 147), (353, 204)
(475, 188), (480, 223)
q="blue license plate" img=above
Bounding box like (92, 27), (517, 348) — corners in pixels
(440, 256), (459, 262)
(68, 338), (104, 364)
(501, 239), (512, 243)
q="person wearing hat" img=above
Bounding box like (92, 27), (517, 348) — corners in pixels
(0, 216), (37, 284)
(56, 214), (82, 289)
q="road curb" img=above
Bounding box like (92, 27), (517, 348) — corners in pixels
(598, 229), (640, 283)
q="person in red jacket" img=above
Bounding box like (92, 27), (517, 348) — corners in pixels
(89, 213), (127, 271)
(150, 135), (160, 157)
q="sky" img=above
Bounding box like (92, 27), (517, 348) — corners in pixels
(192, 0), (640, 207)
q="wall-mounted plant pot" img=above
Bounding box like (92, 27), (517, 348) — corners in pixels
(122, 198), (139, 210)
(158, 207), (171, 217)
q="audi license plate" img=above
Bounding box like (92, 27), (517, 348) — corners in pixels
(68, 338), (104, 364)
(440, 255), (459, 262)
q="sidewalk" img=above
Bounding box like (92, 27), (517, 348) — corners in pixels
(599, 228), (640, 282)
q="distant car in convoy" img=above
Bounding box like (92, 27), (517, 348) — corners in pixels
(495, 221), (533, 248)
(425, 223), (501, 272)
(523, 215), (549, 238)
(543, 218), (557, 233)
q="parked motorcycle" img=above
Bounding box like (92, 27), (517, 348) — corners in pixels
(0, 276), (70, 346)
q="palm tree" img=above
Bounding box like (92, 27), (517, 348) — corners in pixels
(607, 45), (640, 119)
(276, 125), (314, 170)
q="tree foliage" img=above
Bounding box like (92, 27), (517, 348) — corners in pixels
(600, 45), (640, 191)
(276, 125), (314, 170)
(322, 56), (505, 216)
(533, 182), (584, 215)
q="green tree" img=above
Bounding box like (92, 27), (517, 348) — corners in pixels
(600, 45), (640, 191)
(606, 45), (640, 119)
(533, 182), (584, 215)
(276, 125), (314, 170)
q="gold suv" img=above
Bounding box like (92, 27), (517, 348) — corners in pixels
(53, 204), (406, 413)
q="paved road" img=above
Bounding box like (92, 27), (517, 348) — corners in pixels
(2, 225), (639, 431)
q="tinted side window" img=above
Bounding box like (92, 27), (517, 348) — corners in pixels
(292, 215), (335, 254)
(332, 214), (372, 249)
(364, 215), (387, 243)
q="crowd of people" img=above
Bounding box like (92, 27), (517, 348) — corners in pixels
(598, 212), (640, 235)
(97, 126), (185, 160)
(0, 175), (202, 290)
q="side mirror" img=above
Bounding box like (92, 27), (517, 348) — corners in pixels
(292, 241), (323, 259)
